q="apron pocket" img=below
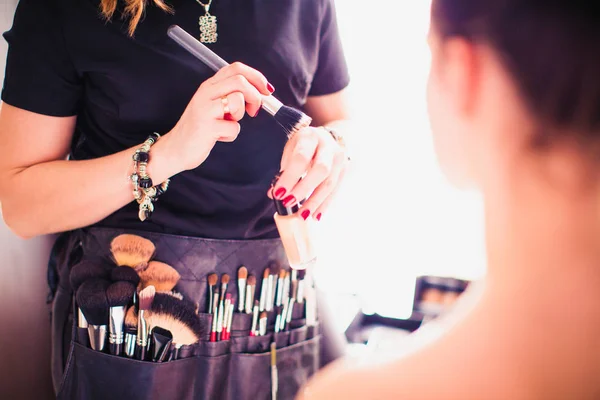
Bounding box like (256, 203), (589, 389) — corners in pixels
(226, 334), (321, 400)
(57, 343), (202, 400)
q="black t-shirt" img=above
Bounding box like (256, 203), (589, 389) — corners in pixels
(1, 0), (349, 239)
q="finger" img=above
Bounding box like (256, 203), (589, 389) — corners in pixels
(204, 74), (263, 116)
(310, 163), (348, 222)
(213, 120), (242, 143)
(298, 153), (345, 219)
(272, 130), (319, 206)
(286, 135), (337, 206)
(208, 92), (246, 121)
(208, 62), (273, 96)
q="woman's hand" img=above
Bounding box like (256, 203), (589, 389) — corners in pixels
(269, 126), (348, 221)
(166, 62), (274, 172)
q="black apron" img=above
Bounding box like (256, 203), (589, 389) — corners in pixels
(50, 227), (325, 400)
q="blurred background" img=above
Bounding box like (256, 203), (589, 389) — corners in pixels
(0, 0), (486, 398)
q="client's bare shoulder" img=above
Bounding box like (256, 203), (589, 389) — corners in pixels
(298, 283), (537, 400)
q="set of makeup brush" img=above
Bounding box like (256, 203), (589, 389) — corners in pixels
(206, 263), (312, 341)
(70, 234), (203, 362)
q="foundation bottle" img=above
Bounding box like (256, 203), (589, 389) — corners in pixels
(273, 197), (317, 270)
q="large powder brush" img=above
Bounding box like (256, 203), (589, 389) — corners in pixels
(69, 258), (112, 292)
(138, 261), (181, 292)
(76, 278), (111, 351)
(110, 234), (155, 271)
(167, 25), (312, 138)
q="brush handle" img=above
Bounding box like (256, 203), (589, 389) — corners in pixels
(167, 25), (283, 116)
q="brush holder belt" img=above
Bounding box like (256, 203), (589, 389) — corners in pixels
(52, 227), (321, 400)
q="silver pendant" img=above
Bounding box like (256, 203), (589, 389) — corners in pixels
(199, 13), (218, 43)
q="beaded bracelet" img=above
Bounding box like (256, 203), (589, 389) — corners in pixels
(130, 133), (170, 221)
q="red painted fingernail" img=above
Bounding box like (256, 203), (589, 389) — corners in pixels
(224, 113), (235, 121)
(282, 195), (296, 207)
(274, 187), (286, 199)
(301, 210), (311, 220)
(267, 83), (275, 93)
(316, 213), (322, 221)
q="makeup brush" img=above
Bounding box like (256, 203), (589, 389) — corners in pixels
(275, 269), (286, 307)
(76, 278), (111, 352)
(297, 269), (306, 304)
(167, 25), (312, 138)
(136, 285), (156, 360)
(69, 259), (111, 292)
(106, 281), (136, 356)
(274, 306), (282, 334)
(207, 273), (218, 314)
(250, 300), (259, 337)
(150, 327), (173, 363)
(146, 293), (204, 349)
(237, 266), (247, 313)
(138, 261), (181, 292)
(266, 264), (278, 312)
(245, 275), (256, 314)
(210, 309), (218, 342)
(260, 267), (270, 312)
(225, 303), (234, 340)
(70, 258), (111, 346)
(110, 266), (141, 286)
(222, 294), (232, 341)
(124, 306), (137, 358)
(259, 311), (268, 336)
(110, 234), (155, 271)
(271, 342), (279, 400)
(283, 271), (290, 304)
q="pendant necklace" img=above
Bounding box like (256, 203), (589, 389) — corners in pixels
(195, 0), (218, 43)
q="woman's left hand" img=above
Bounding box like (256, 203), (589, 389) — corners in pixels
(268, 126), (348, 221)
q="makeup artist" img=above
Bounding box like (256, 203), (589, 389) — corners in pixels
(299, 0), (600, 399)
(0, 0), (350, 397)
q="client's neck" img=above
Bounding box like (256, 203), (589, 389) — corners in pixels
(484, 156), (600, 304)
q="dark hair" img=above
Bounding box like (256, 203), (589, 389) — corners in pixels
(431, 0), (600, 143)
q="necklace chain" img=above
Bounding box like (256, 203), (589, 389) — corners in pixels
(196, 0), (213, 13)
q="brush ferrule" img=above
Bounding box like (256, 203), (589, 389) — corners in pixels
(125, 331), (137, 358)
(238, 278), (246, 312)
(77, 308), (88, 329)
(88, 325), (107, 352)
(109, 306), (126, 345)
(260, 281), (267, 312)
(297, 281), (305, 304)
(261, 95), (283, 116)
(266, 276), (274, 312)
(259, 317), (267, 336)
(244, 285), (253, 314)
(251, 305), (259, 335)
(137, 310), (148, 347)
(276, 279), (284, 307)
(286, 298), (295, 324)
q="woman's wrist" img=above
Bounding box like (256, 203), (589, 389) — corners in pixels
(145, 131), (186, 182)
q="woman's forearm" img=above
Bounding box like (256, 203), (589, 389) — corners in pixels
(1, 135), (182, 238)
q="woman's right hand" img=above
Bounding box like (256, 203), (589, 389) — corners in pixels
(166, 62), (274, 171)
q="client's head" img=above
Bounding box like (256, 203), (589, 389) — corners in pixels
(427, 0), (600, 192)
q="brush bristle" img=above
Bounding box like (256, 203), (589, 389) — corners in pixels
(147, 293), (204, 344)
(138, 285), (156, 311)
(279, 269), (286, 279)
(248, 275), (256, 286)
(273, 106), (311, 137)
(69, 258), (111, 292)
(260, 311), (267, 319)
(238, 266), (248, 280)
(110, 234), (155, 270)
(110, 266), (141, 286)
(138, 261), (181, 292)
(106, 281), (136, 307)
(125, 306), (138, 329)
(221, 273), (230, 285)
(297, 269), (306, 279)
(76, 278), (111, 325)
(208, 273), (218, 286)
(263, 268), (270, 279)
